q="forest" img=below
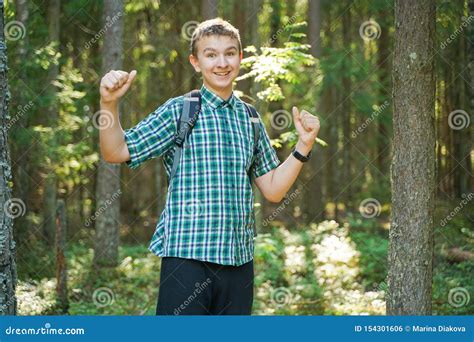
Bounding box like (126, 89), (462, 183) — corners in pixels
(0, 0), (472, 316)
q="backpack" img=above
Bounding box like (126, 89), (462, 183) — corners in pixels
(168, 90), (261, 192)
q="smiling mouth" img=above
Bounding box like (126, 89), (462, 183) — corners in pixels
(214, 71), (231, 76)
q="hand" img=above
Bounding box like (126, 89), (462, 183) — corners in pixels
(292, 106), (320, 148)
(100, 70), (137, 103)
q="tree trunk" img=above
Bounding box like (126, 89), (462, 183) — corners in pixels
(466, 0), (474, 190)
(93, 0), (123, 268)
(467, 0), (474, 192)
(341, 5), (352, 211)
(55, 199), (68, 313)
(12, 0), (30, 233)
(0, 0), (17, 315)
(376, 7), (391, 178)
(308, 0), (321, 58)
(201, 0), (218, 20)
(388, 0), (436, 315)
(42, 0), (60, 244)
(457, 0), (473, 196)
(269, 1), (282, 47)
(302, 0), (324, 223)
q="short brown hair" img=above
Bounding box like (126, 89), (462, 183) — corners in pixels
(190, 18), (242, 56)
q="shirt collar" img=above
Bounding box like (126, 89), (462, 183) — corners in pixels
(200, 84), (238, 110)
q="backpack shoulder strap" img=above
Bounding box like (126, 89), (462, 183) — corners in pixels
(168, 90), (201, 191)
(242, 101), (260, 168)
(242, 101), (261, 238)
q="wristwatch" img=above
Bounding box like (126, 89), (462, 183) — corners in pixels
(292, 147), (312, 162)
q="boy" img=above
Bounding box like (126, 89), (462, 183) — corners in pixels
(99, 18), (320, 315)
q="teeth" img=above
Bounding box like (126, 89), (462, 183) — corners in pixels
(215, 71), (230, 76)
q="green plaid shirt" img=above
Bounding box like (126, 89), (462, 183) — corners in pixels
(124, 85), (280, 265)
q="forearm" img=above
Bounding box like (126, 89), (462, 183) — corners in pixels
(99, 100), (127, 162)
(268, 140), (313, 202)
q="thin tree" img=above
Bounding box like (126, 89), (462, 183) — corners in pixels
(202, 0), (218, 20)
(388, 0), (436, 314)
(0, 0), (17, 315)
(93, 0), (124, 267)
(42, 0), (60, 244)
(303, 0), (324, 222)
(468, 0), (474, 192)
(12, 0), (30, 228)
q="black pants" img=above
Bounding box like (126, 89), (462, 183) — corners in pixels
(156, 257), (254, 315)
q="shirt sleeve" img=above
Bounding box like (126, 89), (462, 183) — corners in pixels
(252, 116), (281, 178)
(124, 99), (180, 170)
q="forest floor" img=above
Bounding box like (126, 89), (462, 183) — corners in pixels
(15, 202), (473, 315)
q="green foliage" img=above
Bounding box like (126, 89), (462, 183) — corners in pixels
(32, 58), (98, 190)
(16, 216), (472, 315)
(432, 261), (474, 315)
(238, 42), (315, 102)
(350, 231), (388, 289)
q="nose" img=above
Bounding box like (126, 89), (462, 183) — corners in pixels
(217, 54), (228, 68)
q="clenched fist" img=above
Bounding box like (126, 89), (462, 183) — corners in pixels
(292, 106), (320, 148)
(100, 70), (137, 103)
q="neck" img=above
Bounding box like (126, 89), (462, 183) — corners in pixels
(203, 81), (233, 101)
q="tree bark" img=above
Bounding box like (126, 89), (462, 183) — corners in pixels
(388, 0), (436, 315)
(0, 0), (17, 315)
(93, 0), (123, 268)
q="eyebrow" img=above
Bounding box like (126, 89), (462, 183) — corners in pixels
(203, 46), (238, 53)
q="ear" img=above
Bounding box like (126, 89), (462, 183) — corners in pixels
(240, 50), (243, 60)
(189, 54), (201, 73)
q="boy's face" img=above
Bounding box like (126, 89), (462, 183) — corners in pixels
(189, 35), (242, 100)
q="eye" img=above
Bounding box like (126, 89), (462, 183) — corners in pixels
(207, 53), (216, 58)
(226, 51), (236, 56)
